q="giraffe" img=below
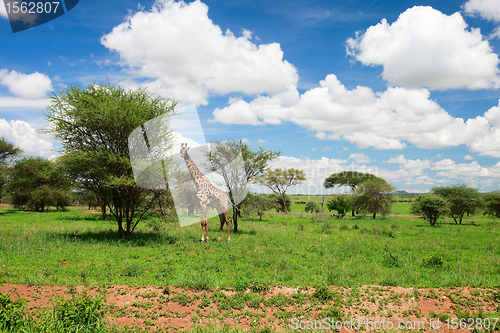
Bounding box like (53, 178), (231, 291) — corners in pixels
(180, 143), (235, 243)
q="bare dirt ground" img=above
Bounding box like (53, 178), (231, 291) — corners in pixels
(1, 284), (499, 332)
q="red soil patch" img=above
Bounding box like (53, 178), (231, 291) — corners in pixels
(0, 284), (498, 332)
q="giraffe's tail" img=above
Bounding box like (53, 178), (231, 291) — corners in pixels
(229, 200), (240, 212)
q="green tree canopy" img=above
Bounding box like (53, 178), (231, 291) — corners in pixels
(304, 201), (318, 213)
(44, 81), (177, 239)
(268, 193), (292, 213)
(410, 194), (449, 226)
(432, 184), (483, 224)
(0, 137), (22, 164)
(323, 171), (378, 216)
(326, 195), (352, 219)
(242, 193), (274, 221)
(256, 168), (305, 214)
(0, 137), (23, 203)
(206, 138), (280, 232)
(354, 177), (395, 219)
(8, 157), (71, 211)
(482, 193), (500, 218)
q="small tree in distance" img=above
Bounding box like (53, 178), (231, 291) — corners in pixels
(410, 194), (449, 226)
(323, 171), (377, 216)
(268, 193), (292, 212)
(242, 193), (274, 221)
(354, 177), (395, 219)
(483, 193), (500, 218)
(256, 168), (306, 214)
(9, 157), (71, 211)
(326, 196), (351, 219)
(432, 184), (483, 224)
(305, 201), (318, 213)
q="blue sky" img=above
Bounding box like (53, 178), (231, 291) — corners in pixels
(1, 0), (500, 194)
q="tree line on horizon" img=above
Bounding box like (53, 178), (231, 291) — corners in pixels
(1, 83), (499, 239)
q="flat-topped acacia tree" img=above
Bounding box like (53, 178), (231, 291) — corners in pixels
(323, 171), (378, 216)
(44, 81), (177, 239)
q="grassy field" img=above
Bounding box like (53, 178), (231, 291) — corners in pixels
(1, 201), (499, 289)
(1, 200), (500, 332)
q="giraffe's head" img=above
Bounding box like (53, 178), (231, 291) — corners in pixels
(180, 143), (190, 158)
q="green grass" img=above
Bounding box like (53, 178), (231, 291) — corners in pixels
(0, 289), (106, 332)
(0, 204), (500, 289)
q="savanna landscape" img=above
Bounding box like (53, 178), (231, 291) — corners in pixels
(1, 195), (499, 332)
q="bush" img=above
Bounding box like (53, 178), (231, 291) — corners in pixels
(411, 194), (449, 226)
(483, 193), (500, 218)
(326, 196), (351, 218)
(9, 157), (72, 211)
(269, 193), (292, 213)
(304, 201), (318, 213)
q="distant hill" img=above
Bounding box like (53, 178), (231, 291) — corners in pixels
(392, 190), (409, 195)
(491, 190), (500, 194)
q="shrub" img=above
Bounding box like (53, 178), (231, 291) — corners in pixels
(269, 193), (292, 213)
(327, 196), (351, 218)
(483, 193), (500, 218)
(304, 201), (318, 213)
(411, 194), (449, 226)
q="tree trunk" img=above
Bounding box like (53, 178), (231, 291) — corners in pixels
(232, 207), (238, 233)
(351, 203), (356, 217)
(117, 217), (124, 239)
(101, 201), (107, 220)
(372, 211), (376, 219)
(282, 196), (288, 214)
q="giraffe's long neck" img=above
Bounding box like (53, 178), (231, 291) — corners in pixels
(184, 152), (205, 189)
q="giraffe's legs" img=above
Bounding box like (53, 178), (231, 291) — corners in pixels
(200, 205), (208, 243)
(216, 206), (231, 243)
(226, 213), (231, 243)
(205, 221), (209, 242)
(217, 212), (224, 242)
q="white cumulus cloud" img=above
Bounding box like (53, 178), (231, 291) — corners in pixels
(212, 74), (500, 157)
(0, 69), (52, 99)
(348, 153), (374, 164)
(464, 0), (500, 22)
(101, 0), (298, 106)
(346, 6), (500, 90)
(0, 119), (53, 156)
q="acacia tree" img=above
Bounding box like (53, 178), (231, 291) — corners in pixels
(44, 81), (177, 239)
(256, 168), (305, 214)
(0, 137), (23, 203)
(323, 171), (377, 216)
(432, 184), (483, 224)
(354, 177), (395, 219)
(9, 157), (71, 211)
(483, 193), (500, 218)
(410, 194), (449, 226)
(206, 138), (280, 232)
